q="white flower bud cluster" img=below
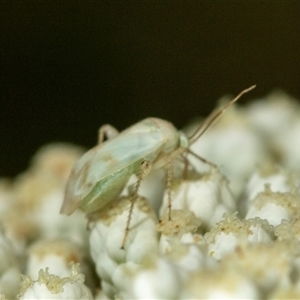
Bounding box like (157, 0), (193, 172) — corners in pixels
(18, 263), (93, 299)
(159, 168), (235, 230)
(0, 144), (93, 299)
(26, 238), (83, 280)
(2, 91), (300, 299)
(88, 195), (158, 299)
(2, 144), (88, 257)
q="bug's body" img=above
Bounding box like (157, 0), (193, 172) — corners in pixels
(61, 118), (189, 215)
(61, 86), (255, 249)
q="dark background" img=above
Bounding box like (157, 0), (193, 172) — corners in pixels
(1, 1), (300, 177)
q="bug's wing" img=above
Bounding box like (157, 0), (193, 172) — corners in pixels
(61, 121), (167, 215)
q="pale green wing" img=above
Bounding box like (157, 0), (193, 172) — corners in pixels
(61, 118), (175, 214)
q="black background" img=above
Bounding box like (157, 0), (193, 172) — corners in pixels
(1, 1), (300, 177)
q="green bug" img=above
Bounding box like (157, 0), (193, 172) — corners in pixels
(61, 86), (255, 247)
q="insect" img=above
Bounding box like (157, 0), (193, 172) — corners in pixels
(61, 85), (255, 248)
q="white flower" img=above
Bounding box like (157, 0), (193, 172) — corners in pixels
(247, 90), (298, 140)
(155, 210), (217, 293)
(18, 263), (92, 300)
(88, 196), (158, 298)
(275, 219), (300, 242)
(245, 185), (300, 226)
(247, 91), (300, 171)
(29, 143), (85, 183)
(3, 144), (87, 256)
(240, 163), (298, 215)
(26, 238), (82, 280)
(222, 241), (297, 292)
(160, 168), (236, 230)
(34, 190), (88, 248)
(205, 212), (273, 260)
(129, 257), (184, 299)
(278, 117), (300, 171)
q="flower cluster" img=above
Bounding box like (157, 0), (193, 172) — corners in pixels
(1, 91), (300, 299)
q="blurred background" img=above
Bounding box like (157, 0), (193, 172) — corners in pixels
(1, 1), (300, 177)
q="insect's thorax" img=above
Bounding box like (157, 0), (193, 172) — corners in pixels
(143, 118), (190, 170)
(147, 118), (186, 153)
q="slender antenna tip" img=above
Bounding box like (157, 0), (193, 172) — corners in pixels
(246, 85), (256, 92)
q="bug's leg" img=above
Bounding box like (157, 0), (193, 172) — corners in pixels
(181, 153), (190, 179)
(166, 155), (173, 221)
(98, 124), (119, 144)
(121, 160), (152, 249)
(187, 149), (217, 168)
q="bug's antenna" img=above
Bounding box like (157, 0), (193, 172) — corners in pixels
(189, 85), (256, 144)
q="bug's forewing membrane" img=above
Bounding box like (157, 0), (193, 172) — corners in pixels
(78, 163), (136, 213)
(61, 119), (171, 215)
